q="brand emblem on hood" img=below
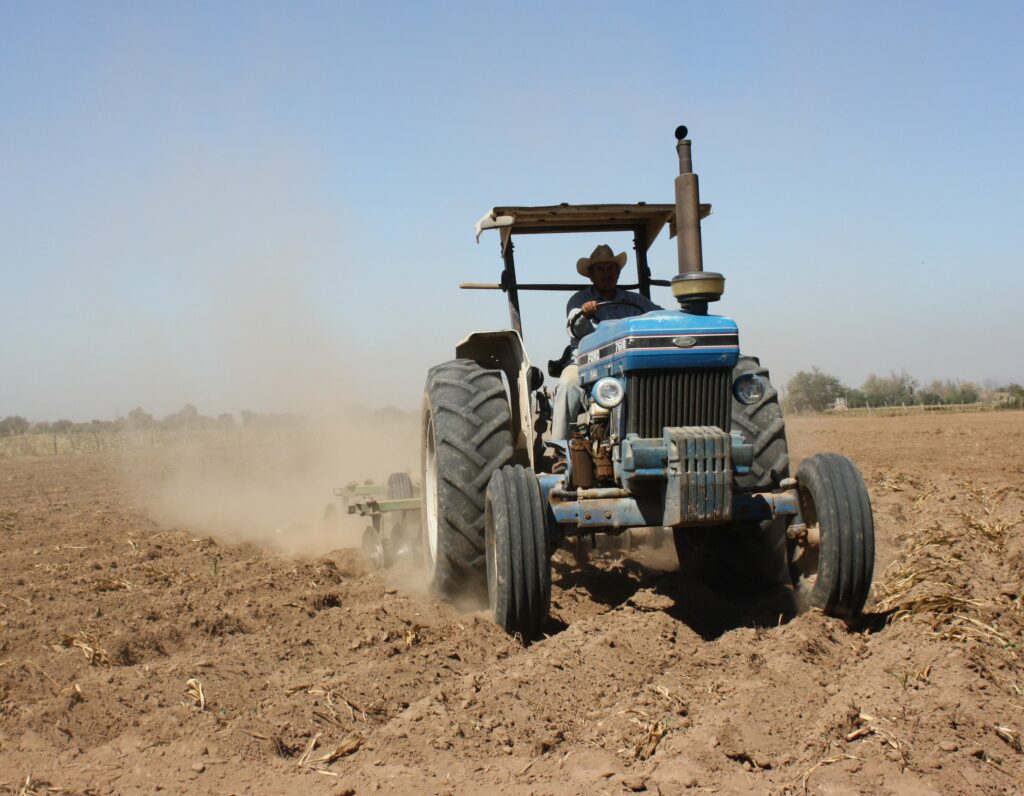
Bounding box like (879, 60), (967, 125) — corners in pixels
(673, 336), (698, 348)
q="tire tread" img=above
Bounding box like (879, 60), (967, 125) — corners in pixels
(794, 453), (875, 620)
(484, 465), (551, 640)
(423, 359), (514, 600)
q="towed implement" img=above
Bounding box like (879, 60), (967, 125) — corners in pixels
(325, 473), (421, 569)
(420, 126), (875, 639)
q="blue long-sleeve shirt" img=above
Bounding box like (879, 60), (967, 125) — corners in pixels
(565, 286), (661, 349)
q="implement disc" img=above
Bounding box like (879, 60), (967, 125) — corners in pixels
(361, 526), (385, 570)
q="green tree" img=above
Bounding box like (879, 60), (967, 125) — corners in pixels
(861, 370), (918, 407)
(846, 388), (867, 408)
(949, 381), (979, 404)
(785, 368), (848, 412)
(999, 383), (1024, 409)
(162, 404), (211, 430)
(919, 379), (979, 405)
(0, 416), (30, 436)
(125, 407), (155, 429)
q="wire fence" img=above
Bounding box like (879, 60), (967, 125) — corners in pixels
(806, 401), (1020, 417)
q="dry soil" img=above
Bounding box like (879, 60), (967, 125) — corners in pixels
(1, 412), (1022, 794)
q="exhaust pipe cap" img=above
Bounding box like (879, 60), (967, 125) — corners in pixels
(671, 271), (725, 303)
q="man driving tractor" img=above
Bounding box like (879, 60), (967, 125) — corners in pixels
(552, 244), (661, 439)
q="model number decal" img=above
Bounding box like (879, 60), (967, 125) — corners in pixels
(576, 333), (739, 367)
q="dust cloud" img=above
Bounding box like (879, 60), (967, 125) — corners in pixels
(99, 147), (425, 556)
(123, 410), (420, 555)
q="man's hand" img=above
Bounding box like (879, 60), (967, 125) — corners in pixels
(581, 300), (599, 317)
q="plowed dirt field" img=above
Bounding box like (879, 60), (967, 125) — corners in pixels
(2, 412), (1023, 795)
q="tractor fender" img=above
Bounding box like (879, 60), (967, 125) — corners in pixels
(455, 330), (534, 467)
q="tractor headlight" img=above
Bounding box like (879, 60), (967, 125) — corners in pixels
(733, 373), (766, 405)
(592, 377), (625, 409)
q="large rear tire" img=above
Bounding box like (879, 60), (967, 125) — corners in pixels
(421, 360), (514, 601)
(790, 453), (875, 620)
(731, 356), (789, 491)
(485, 465), (551, 640)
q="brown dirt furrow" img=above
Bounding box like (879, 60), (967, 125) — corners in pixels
(0, 411), (1022, 794)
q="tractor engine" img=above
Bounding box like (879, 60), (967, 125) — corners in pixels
(567, 409), (614, 489)
(565, 309), (759, 526)
(574, 309), (740, 419)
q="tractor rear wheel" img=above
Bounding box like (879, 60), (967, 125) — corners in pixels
(790, 453), (875, 620)
(484, 465), (551, 640)
(421, 360), (514, 601)
(731, 355), (789, 491)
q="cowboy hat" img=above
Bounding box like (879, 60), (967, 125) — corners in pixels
(576, 244), (628, 277)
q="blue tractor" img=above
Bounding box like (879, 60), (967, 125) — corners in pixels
(420, 127), (874, 639)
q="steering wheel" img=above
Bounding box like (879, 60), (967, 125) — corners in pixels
(587, 299), (641, 323)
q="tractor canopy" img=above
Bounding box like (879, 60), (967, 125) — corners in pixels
(474, 203), (712, 251)
(469, 202), (712, 337)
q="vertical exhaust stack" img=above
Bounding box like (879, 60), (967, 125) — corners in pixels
(674, 125), (703, 274)
(670, 125), (725, 314)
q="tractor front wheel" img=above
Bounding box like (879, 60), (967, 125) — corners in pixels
(790, 453), (875, 620)
(484, 465), (551, 640)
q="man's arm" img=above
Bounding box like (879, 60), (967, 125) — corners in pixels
(566, 290), (595, 346)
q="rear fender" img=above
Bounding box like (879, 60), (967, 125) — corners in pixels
(455, 330), (534, 467)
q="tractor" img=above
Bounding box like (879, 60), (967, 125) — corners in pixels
(420, 126), (875, 639)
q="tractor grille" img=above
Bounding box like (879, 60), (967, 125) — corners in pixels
(625, 368), (732, 438)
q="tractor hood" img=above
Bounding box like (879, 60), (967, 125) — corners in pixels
(575, 310), (739, 385)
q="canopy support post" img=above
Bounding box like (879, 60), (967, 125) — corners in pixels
(634, 227), (651, 299)
(502, 241), (523, 337)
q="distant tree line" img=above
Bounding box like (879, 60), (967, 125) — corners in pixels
(0, 405), (306, 438)
(783, 368), (1024, 413)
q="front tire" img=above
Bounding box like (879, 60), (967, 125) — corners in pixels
(421, 360), (514, 601)
(790, 453), (875, 620)
(485, 465), (551, 640)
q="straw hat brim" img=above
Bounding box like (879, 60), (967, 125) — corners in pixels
(576, 250), (628, 277)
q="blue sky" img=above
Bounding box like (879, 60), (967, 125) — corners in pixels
(2, 1), (1022, 420)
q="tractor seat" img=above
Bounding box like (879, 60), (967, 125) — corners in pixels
(548, 344), (573, 378)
